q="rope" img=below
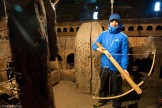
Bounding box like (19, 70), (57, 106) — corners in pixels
(3, 0), (8, 23)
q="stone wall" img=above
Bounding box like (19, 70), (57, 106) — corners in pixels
(56, 19), (162, 94)
(0, 18), (10, 82)
(0, 17), (162, 95)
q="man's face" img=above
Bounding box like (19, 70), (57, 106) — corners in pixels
(110, 19), (119, 28)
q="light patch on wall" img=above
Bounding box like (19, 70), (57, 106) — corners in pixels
(93, 12), (98, 20)
(88, 0), (97, 3)
(154, 2), (161, 11)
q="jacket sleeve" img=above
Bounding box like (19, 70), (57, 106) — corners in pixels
(92, 32), (103, 51)
(121, 36), (129, 70)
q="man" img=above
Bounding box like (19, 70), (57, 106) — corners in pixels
(92, 13), (129, 108)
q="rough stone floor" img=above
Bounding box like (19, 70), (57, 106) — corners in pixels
(53, 81), (160, 108)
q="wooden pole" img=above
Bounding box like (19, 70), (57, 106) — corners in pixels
(7, 0), (56, 108)
(96, 42), (142, 94)
(111, 0), (114, 14)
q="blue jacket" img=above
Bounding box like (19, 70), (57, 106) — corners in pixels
(92, 25), (129, 72)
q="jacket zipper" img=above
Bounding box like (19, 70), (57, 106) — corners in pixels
(111, 39), (114, 47)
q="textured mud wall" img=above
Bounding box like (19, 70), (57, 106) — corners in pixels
(0, 20), (10, 82)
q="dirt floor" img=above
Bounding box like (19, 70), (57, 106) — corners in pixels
(53, 81), (161, 108)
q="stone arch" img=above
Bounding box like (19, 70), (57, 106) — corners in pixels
(57, 28), (61, 32)
(70, 27), (74, 32)
(147, 26), (153, 31)
(128, 26), (134, 31)
(63, 28), (67, 32)
(66, 53), (74, 69)
(133, 58), (153, 73)
(122, 26), (125, 31)
(156, 25), (162, 30)
(137, 26), (143, 31)
(76, 27), (80, 32)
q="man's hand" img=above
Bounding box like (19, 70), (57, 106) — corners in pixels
(121, 70), (129, 79)
(97, 47), (105, 53)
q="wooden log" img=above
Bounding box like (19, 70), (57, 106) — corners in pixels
(7, 0), (56, 108)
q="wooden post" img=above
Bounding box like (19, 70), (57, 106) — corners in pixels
(7, 0), (56, 108)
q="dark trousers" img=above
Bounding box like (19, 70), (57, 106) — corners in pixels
(99, 68), (122, 107)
